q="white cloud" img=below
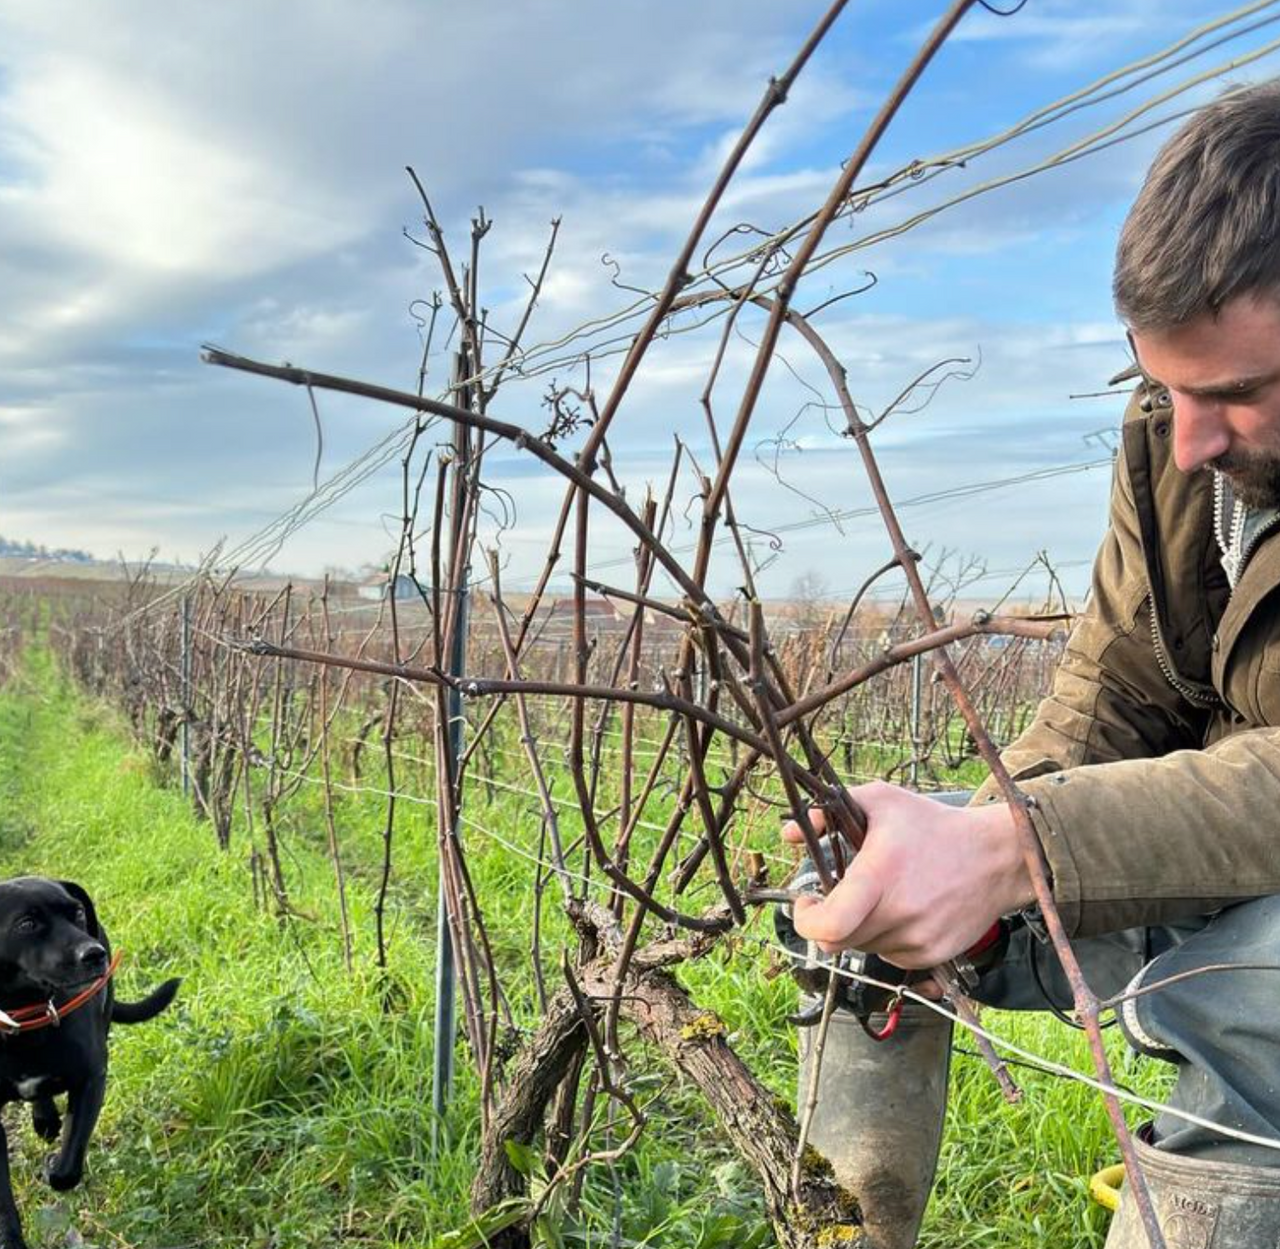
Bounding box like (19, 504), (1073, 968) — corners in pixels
(0, 0), (1274, 604)
(0, 404), (66, 458)
(0, 62), (355, 279)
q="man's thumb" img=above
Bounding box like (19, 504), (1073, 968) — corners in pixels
(792, 868), (881, 948)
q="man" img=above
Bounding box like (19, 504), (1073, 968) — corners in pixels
(785, 80), (1280, 1248)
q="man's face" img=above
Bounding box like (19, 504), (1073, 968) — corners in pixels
(1131, 293), (1280, 508)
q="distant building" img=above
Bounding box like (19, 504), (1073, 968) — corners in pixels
(357, 572), (420, 602)
(549, 596), (621, 620)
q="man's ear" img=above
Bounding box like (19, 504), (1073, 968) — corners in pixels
(57, 881), (101, 938)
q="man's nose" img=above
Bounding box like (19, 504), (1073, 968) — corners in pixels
(1172, 394), (1231, 473)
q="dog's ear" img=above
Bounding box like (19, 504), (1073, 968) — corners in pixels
(57, 881), (101, 938)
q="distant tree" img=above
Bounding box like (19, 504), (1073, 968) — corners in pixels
(788, 568), (831, 630)
(0, 534), (93, 563)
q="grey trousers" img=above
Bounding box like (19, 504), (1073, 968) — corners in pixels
(973, 896), (1280, 1166)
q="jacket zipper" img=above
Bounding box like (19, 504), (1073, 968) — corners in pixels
(1146, 595), (1220, 709)
(1214, 470), (1280, 588)
(1125, 417), (1219, 708)
(1147, 505), (1280, 709)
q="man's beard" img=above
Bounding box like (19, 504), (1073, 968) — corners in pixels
(1211, 449), (1280, 509)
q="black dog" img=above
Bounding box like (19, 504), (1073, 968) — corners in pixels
(0, 877), (179, 1249)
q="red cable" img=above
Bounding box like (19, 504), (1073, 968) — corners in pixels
(858, 922), (1004, 1044)
(865, 995), (904, 1042)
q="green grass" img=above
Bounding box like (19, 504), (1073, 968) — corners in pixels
(0, 654), (479, 1246)
(0, 650), (1173, 1247)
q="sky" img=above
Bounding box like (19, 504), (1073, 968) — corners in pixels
(3, 0), (1280, 604)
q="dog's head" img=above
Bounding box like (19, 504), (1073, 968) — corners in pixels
(0, 878), (107, 995)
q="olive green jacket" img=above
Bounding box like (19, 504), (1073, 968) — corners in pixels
(974, 379), (1280, 937)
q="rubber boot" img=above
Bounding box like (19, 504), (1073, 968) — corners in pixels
(799, 1002), (951, 1249)
(1105, 1128), (1280, 1248)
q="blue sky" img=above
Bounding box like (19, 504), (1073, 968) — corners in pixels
(3, 1), (1280, 603)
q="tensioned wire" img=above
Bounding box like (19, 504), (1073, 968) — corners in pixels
(204, 622), (1009, 783)
(582, 458), (1116, 579)
(766, 941), (1280, 1156)
(199, 653), (1280, 1157)
(36, 613), (1280, 1150)
(261, 743), (1280, 1157)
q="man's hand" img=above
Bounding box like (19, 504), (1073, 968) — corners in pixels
(781, 781), (1035, 969)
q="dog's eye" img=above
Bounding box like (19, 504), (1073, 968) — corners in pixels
(14, 916), (38, 934)
(74, 907), (87, 926)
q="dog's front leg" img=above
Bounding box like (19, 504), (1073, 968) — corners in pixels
(46, 1069), (105, 1192)
(0, 1119), (29, 1249)
(30, 1094), (59, 1143)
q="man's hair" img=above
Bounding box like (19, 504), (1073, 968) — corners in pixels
(1114, 79), (1280, 330)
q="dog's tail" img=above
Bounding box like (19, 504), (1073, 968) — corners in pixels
(111, 977), (181, 1024)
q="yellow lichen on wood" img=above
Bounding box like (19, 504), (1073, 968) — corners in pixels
(814, 1225), (864, 1247)
(678, 1011), (727, 1042)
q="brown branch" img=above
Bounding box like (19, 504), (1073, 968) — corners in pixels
(782, 612), (1068, 726)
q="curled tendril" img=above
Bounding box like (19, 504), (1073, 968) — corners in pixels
(735, 520), (785, 554)
(701, 221), (793, 279)
(600, 253), (652, 298)
(476, 480), (518, 534)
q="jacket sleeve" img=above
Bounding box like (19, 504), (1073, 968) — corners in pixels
(1015, 728), (1280, 936)
(965, 410), (1278, 937)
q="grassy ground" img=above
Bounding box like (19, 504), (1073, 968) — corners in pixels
(0, 651), (1170, 1247)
